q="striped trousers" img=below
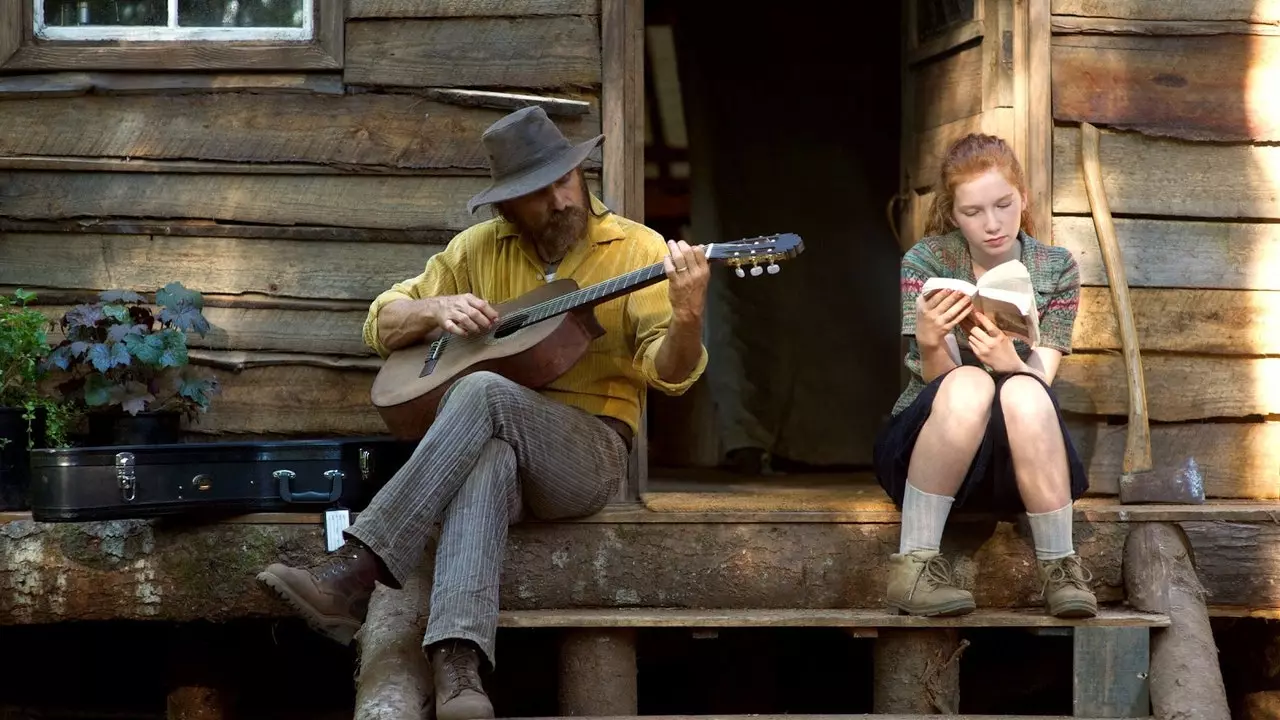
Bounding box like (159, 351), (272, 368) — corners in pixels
(345, 370), (629, 668)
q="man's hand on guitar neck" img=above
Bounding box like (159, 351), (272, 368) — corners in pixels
(377, 294), (499, 352)
(654, 239), (710, 384)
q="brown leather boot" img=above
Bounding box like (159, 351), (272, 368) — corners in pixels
(1040, 553), (1098, 618)
(256, 543), (385, 645)
(430, 640), (495, 720)
(886, 550), (976, 616)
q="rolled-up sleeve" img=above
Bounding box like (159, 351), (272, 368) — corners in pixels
(624, 235), (708, 396)
(362, 237), (470, 358)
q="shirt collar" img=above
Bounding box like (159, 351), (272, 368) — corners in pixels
(495, 193), (626, 245)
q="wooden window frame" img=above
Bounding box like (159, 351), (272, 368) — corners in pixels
(0, 0), (342, 72)
(907, 0), (985, 65)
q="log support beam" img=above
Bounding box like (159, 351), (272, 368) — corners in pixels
(872, 628), (964, 714)
(558, 628), (638, 716)
(353, 554), (434, 720)
(1124, 522), (1230, 720)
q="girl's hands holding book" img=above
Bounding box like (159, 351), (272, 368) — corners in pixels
(915, 289), (973, 349)
(968, 311), (1023, 373)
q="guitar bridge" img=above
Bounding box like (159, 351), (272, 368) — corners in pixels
(420, 339), (443, 378)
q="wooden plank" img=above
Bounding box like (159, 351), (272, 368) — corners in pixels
(1055, 215), (1280, 291)
(190, 364), (381, 436)
(345, 17), (601, 89)
(419, 88), (592, 116)
(1073, 287), (1280, 354)
(39, 305), (373, 357)
(1051, 0), (1280, 23)
(0, 234), (444, 301)
(0, 172), (490, 230)
(1072, 626), (1151, 717)
(1069, 420), (1280, 499)
(0, 93), (599, 170)
(0, 72), (344, 98)
(1056, 353), (1280, 421)
(913, 114), (983, 189)
(1052, 34), (1280, 143)
(348, 0), (598, 18)
(1053, 126), (1280, 219)
(1052, 16), (1280, 36)
(1029, 0), (1054, 242)
(3, 43), (340, 73)
(909, 19), (984, 65)
(499, 607), (1168, 628)
(913, 44), (984, 131)
(0, 219), (456, 244)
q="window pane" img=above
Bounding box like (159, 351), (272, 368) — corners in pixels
(178, 0), (305, 27)
(42, 0), (166, 26)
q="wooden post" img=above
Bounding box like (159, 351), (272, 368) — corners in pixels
(873, 629), (965, 714)
(1072, 626), (1150, 717)
(1124, 523), (1230, 720)
(353, 555), (434, 720)
(558, 628), (638, 716)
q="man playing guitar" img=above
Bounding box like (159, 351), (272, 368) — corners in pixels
(257, 105), (709, 720)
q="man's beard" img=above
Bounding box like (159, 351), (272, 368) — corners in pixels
(528, 205), (588, 262)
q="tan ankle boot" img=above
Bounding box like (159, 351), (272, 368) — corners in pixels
(1040, 554), (1098, 618)
(886, 550), (976, 616)
(430, 641), (495, 720)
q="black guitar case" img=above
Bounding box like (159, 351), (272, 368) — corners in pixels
(27, 436), (417, 522)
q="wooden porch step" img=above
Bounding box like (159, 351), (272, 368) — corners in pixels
(507, 715), (1152, 719)
(498, 607), (1169, 629)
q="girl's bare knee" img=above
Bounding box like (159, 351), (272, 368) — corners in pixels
(933, 367), (995, 427)
(999, 375), (1056, 428)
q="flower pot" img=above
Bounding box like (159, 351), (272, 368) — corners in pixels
(86, 410), (181, 447)
(0, 405), (44, 510)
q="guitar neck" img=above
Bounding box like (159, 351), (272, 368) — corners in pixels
(522, 262), (668, 325)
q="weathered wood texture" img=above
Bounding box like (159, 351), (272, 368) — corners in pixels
(0, 518), (1131, 624)
(1056, 353), (1280, 420)
(1052, 35), (1280, 142)
(500, 607), (1169, 628)
(191, 365), (381, 436)
(874, 630), (962, 714)
(352, 555), (433, 720)
(1069, 420), (1280, 499)
(0, 172), (491, 230)
(0, 93), (599, 170)
(559, 629), (638, 716)
(1071, 627), (1150, 718)
(1124, 523), (1231, 720)
(346, 17), (601, 88)
(1073, 288), (1280, 354)
(1054, 127), (1280, 219)
(0, 234), (443, 301)
(0, 72), (344, 98)
(349, 0), (599, 17)
(1051, 0), (1280, 23)
(914, 45), (984, 132)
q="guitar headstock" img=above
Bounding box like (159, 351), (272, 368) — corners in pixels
(706, 232), (805, 277)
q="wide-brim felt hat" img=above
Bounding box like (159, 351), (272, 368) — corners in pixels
(466, 105), (604, 214)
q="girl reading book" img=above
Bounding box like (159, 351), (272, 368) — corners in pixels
(874, 133), (1095, 618)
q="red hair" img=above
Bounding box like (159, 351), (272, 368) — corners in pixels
(925, 133), (1035, 238)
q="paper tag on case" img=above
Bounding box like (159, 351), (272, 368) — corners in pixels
(325, 509), (350, 552)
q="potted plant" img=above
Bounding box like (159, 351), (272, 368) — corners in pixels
(0, 288), (73, 509)
(43, 283), (221, 446)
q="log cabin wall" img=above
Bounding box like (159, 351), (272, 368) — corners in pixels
(0, 0), (608, 439)
(1050, 0), (1280, 499)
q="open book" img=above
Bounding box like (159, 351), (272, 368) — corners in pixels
(921, 259), (1040, 347)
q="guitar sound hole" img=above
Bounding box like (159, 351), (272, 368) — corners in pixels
(493, 316), (526, 339)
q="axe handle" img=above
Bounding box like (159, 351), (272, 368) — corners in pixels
(1080, 122), (1152, 475)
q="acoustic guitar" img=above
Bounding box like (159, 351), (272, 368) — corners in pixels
(370, 232), (805, 439)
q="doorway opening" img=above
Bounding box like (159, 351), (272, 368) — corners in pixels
(640, 2), (906, 499)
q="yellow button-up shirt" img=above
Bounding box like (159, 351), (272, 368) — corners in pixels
(362, 194), (708, 435)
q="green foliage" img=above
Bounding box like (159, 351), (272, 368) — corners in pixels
(0, 289), (72, 448)
(44, 283), (220, 422)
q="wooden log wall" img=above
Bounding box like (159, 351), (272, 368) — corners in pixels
(0, 1), (604, 438)
(1049, 0), (1280, 498)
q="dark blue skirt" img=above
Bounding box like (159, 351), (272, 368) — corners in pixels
(872, 368), (1089, 514)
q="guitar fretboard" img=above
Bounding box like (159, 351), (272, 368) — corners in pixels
(504, 262), (667, 330)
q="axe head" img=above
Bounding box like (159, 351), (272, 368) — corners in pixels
(1118, 456), (1206, 505)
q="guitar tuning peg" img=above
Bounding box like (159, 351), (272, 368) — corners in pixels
(734, 267), (746, 278)
(766, 263), (780, 274)
(749, 265), (763, 277)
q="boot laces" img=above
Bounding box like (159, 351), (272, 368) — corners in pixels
(314, 553), (361, 584)
(441, 644), (483, 699)
(919, 554), (957, 591)
(1043, 554), (1093, 594)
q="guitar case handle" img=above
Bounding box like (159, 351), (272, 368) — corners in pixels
(273, 469), (344, 504)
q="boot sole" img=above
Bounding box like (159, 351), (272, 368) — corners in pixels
(1049, 599), (1099, 619)
(890, 599), (976, 617)
(256, 570), (362, 646)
